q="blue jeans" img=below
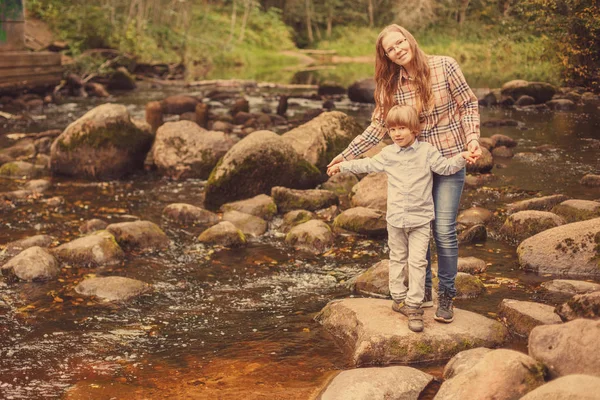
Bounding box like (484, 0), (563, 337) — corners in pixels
(424, 168), (465, 298)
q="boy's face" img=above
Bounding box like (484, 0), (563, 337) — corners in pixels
(389, 126), (416, 148)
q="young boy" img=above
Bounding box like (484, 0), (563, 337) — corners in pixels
(328, 105), (475, 332)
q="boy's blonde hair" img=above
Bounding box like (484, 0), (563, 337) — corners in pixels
(385, 105), (421, 136)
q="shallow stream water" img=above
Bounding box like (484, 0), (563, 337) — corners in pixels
(0, 81), (599, 399)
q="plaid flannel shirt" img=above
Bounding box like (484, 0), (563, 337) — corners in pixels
(342, 55), (480, 160)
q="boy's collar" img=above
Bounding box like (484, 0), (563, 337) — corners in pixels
(395, 139), (419, 152)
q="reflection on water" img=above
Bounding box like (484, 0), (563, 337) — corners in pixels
(0, 85), (599, 398)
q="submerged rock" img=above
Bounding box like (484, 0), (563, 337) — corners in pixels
(285, 219), (334, 254)
(198, 221), (246, 247)
(435, 349), (545, 400)
(23, 179), (51, 193)
(581, 174), (600, 187)
(204, 130), (321, 209)
(3, 234), (55, 258)
(551, 199), (600, 223)
(75, 276), (151, 302)
(529, 319), (600, 378)
(541, 279), (600, 296)
(79, 219), (108, 235)
(106, 220), (170, 252)
(162, 203), (219, 227)
(319, 366), (433, 400)
(0, 161), (40, 179)
(458, 224), (486, 244)
(499, 210), (565, 242)
(333, 207), (387, 236)
(457, 207), (493, 226)
(50, 104), (153, 180)
(1, 246), (60, 282)
(517, 218), (600, 278)
(506, 194), (569, 213)
(520, 374), (600, 400)
(315, 298), (508, 366)
(351, 172), (387, 212)
(555, 292), (600, 321)
(53, 231), (124, 267)
(271, 186), (338, 213)
(220, 194), (277, 220)
(457, 257), (487, 274)
(498, 299), (562, 337)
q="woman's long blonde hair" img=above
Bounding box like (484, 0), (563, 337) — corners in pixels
(374, 24), (433, 121)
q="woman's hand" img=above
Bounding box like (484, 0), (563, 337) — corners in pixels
(467, 140), (482, 162)
(327, 153), (344, 176)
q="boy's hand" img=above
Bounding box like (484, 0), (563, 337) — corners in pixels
(461, 151), (478, 165)
(327, 164), (341, 176)
(467, 140), (482, 161)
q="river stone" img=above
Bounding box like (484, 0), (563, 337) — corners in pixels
(79, 218), (109, 234)
(581, 174), (600, 187)
(223, 210), (267, 237)
(106, 221), (169, 252)
(434, 349), (545, 400)
(0, 138), (36, 160)
(515, 95), (536, 106)
(498, 299), (562, 337)
(457, 207), (493, 226)
(315, 298), (508, 366)
(320, 172), (359, 197)
(151, 121), (234, 179)
(479, 136), (496, 150)
(541, 279), (600, 296)
(1, 246), (60, 282)
(75, 276), (151, 302)
(464, 173), (497, 188)
(350, 259), (390, 298)
(0, 161), (40, 179)
(506, 194), (569, 213)
(316, 204), (341, 222)
(491, 146), (514, 158)
(547, 99), (576, 111)
(204, 130), (321, 209)
(551, 199), (600, 223)
(517, 218), (600, 278)
(348, 78), (375, 103)
(23, 179), (51, 193)
(161, 95), (198, 115)
(442, 347), (492, 380)
(285, 219), (334, 254)
(53, 231), (124, 267)
(555, 292), (600, 321)
(271, 186), (339, 213)
(281, 111), (364, 169)
(0, 189), (34, 201)
(501, 80), (556, 104)
(457, 224), (486, 244)
(50, 104), (153, 180)
(490, 134), (518, 148)
(198, 221), (246, 247)
(454, 272), (485, 299)
(107, 67), (136, 91)
(457, 257), (487, 274)
(529, 319), (600, 378)
(351, 172), (387, 212)
(281, 210), (316, 233)
(319, 366), (433, 400)
(520, 374), (600, 400)
(3, 234), (55, 258)
(499, 210), (566, 242)
(162, 203), (219, 227)
(220, 194), (277, 220)
(465, 147), (493, 174)
(333, 207), (387, 236)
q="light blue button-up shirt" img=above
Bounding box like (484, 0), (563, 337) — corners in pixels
(339, 140), (466, 228)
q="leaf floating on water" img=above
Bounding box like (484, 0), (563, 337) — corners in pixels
(53, 297), (64, 303)
(302, 328), (310, 332)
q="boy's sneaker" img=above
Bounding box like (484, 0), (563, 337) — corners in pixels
(421, 287), (433, 308)
(392, 300), (424, 332)
(434, 292), (454, 323)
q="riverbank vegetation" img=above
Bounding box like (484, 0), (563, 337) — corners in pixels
(25, 0), (599, 89)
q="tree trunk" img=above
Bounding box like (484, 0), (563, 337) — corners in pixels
(457, 0), (470, 24)
(305, 0), (313, 43)
(326, 14), (332, 38)
(228, 0), (237, 45)
(367, 0), (374, 27)
(239, 0), (251, 42)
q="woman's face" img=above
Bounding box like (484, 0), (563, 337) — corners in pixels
(381, 31), (413, 67)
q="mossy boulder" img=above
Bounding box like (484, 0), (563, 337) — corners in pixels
(271, 186), (339, 213)
(285, 219), (334, 254)
(204, 130), (321, 209)
(106, 220), (170, 252)
(220, 194), (277, 220)
(1, 246), (60, 282)
(435, 349), (545, 400)
(498, 299), (562, 337)
(500, 210), (566, 242)
(520, 375), (600, 400)
(162, 203), (219, 227)
(555, 291), (600, 321)
(53, 230), (124, 267)
(517, 217), (600, 278)
(280, 209), (316, 233)
(320, 172), (359, 197)
(506, 194), (569, 213)
(315, 298), (508, 366)
(551, 199), (600, 223)
(0, 161), (40, 179)
(197, 221), (246, 247)
(75, 276), (151, 302)
(351, 172), (387, 212)
(50, 104), (153, 180)
(280, 111), (364, 169)
(222, 210), (267, 237)
(333, 207), (387, 236)
(151, 121), (234, 179)
(501, 80), (557, 104)
(0, 138), (36, 160)
(454, 272), (486, 299)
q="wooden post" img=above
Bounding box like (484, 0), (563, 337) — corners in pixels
(0, 0), (25, 51)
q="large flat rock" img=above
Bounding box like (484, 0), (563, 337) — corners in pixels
(315, 298), (508, 366)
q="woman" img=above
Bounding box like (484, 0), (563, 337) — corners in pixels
(328, 24), (481, 323)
